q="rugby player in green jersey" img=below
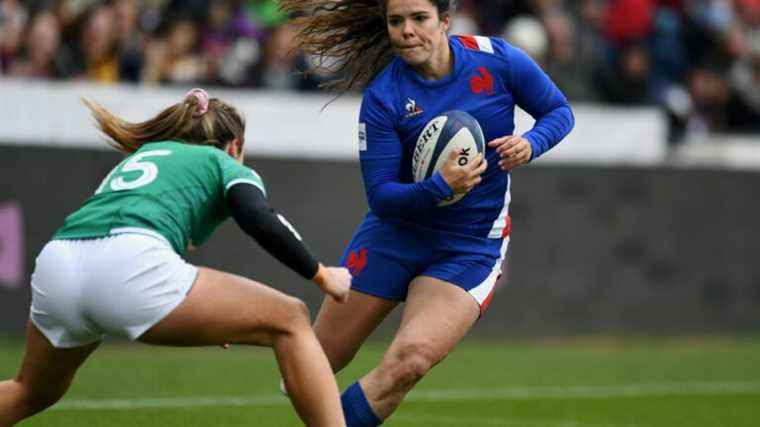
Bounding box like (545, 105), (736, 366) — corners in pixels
(0, 89), (349, 427)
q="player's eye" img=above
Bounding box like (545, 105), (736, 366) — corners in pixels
(388, 17), (402, 26)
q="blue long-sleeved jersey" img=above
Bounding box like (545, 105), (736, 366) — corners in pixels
(358, 35), (574, 240)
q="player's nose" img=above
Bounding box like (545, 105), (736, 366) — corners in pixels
(401, 20), (415, 37)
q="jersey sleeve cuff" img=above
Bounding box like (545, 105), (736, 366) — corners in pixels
(523, 133), (541, 162)
(427, 172), (454, 200)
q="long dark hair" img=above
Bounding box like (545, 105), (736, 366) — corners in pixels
(280, 0), (456, 94)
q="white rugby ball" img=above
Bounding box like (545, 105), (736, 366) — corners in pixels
(412, 110), (485, 206)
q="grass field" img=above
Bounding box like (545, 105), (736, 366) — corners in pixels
(2, 336), (759, 426)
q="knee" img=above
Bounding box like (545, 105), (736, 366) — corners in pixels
(235, 295), (311, 347)
(383, 342), (441, 391)
(278, 296), (311, 333)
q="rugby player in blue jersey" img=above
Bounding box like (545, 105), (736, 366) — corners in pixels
(0, 90), (349, 427)
(283, 0), (575, 425)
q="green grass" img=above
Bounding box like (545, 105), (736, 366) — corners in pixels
(2, 337), (760, 426)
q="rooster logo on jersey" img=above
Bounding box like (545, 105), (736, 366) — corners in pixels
(470, 67), (495, 96)
(404, 98), (424, 118)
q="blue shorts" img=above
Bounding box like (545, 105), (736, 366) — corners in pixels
(340, 216), (510, 313)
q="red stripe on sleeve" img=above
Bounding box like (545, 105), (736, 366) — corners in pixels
(457, 35), (479, 50)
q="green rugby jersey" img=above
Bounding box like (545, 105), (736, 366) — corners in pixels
(53, 141), (265, 255)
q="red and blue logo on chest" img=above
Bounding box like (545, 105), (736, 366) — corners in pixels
(470, 67), (494, 96)
(455, 36), (498, 97)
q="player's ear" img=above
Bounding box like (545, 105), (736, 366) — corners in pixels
(440, 12), (450, 33)
(225, 138), (242, 159)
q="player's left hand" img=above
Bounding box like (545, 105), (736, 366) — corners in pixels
(313, 264), (351, 303)
(488, 135), (532, 170)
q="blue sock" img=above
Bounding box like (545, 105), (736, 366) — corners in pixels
(341, 381), (382, 427)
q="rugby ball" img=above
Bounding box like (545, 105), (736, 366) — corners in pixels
(412, 110), (485, 206)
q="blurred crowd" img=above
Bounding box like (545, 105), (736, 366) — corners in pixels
(0, 0), (323, 90)
(1, 0), (759, 141)
(453, 0), (760, 141)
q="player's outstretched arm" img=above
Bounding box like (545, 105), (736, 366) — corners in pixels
(226, 183), (350, 302)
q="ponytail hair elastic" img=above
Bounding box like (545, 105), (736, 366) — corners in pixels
(185, 88), (210, 117)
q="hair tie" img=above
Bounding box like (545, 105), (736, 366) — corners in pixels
(185, 88), (210, 117)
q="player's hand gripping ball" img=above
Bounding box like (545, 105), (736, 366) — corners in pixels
(412, 110), (486, 206)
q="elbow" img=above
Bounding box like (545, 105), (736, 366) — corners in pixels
(235, 209), (272, 238)
(367, 197), (396, 218)
(552, 103), (575, 140)
(366, 188), (399, 218)
(565, 104), (576, 134)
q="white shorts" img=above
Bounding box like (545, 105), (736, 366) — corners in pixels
(30, 232), (198, 348)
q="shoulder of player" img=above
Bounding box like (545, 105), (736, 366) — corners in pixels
(363, 63), (403, 119)
(169, 143), (228, 169)
(202, 146), (243, 169)
(173, 142), (238, 172)
(207, 148), (263, 188)
(451, 35), (514, 66)
(366, 55), (404, 91)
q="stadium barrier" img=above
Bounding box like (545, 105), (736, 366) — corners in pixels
(0, 78), (669, 163)
(1, 145), (759, 336)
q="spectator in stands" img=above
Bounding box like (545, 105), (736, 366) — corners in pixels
(162, 0), (209, 23)
(143, 16), (207, 85)
(594, 41), (654, 105)
(687, 64), (732, 134)
(250, 23), (319, 90)
(729, 0), (760, 131)
(591, 0), (656, 104)
(202, 0), (263, 86)
(81, 4), (120, 83)
(543, 3), (591, 100)
(478, 0), (542, 35)
(682, 56), (759, 136)
(448, 0), (480, 35)
(7, 10), (61, 79)
(660, 0), (760, 141)
(0, 0), (757, 138)
(0, 0), (27, 74)
(687, 50), (760, 134)
(501, 15), (548, 63)
(543, 5), (575, 67)
(246, 0), (288, 28)
(114, 0), (143, 82)
(681, 0), (736, 68)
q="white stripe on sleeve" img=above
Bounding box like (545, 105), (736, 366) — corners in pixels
(474, 36), (494, 54)
(226, 178), (266, 196)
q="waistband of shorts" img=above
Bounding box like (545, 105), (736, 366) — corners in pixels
(109, 227), (172, 248)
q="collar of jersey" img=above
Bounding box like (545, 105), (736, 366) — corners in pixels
(400, 36), (463, 88)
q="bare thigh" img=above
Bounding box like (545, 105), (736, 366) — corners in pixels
(140, 267), (309, 347)
(15, 321), (99, 397)
(389, 275), (480, 367)
(313, 290), (399, 372)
